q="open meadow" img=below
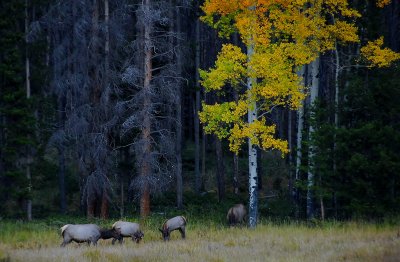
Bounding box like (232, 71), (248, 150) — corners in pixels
(0, 218), (399, 262)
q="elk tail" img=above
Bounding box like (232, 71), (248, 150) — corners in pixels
(181, 216), (187, 225)
(60, 224), (70, 236)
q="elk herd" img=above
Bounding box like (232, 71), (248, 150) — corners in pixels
(60, 204), (246, 247)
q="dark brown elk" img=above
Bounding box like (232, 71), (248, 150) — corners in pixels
(227, 204), (247, 226)
(159, 216), (187, 241)
(112, 221), (144, 244)
(99, 228), (122, 242)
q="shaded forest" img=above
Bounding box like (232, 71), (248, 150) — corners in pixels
(0, 0), (399, 223)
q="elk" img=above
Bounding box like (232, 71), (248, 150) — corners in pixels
(159, 216), (187, 241)
(111, 221), (144, 244)
(60, 224), (100, 247)
(227, 204), (247, 226)
(60, 224), (120, 247)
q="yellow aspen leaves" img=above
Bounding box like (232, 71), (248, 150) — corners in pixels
(199, 0), (399, 155)
(199, 44), (246, 91)
(376, 0), (391, 8)
(361, 37), (400, 68)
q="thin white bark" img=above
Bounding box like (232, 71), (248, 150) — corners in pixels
(307, 57), (320, 220)
(333, 41), (341, 178)
(334, 42), (339, 128)
(247, 41), (258, 228)
(295, 66), (305, 182)
(295, 66), (305, 218)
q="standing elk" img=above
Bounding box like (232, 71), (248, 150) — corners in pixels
(60, 224), (121, 247)
(227, 204), (247, 226)
(159, 216), (187, 241)
(60, 224), (100, 247)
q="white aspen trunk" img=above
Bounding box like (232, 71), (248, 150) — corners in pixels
(334, 42), (339, 129)
(295, 66), (305, 181)
(288, 109), (293, 200)
(201, 94), (207, 191)
(25, 0), (32, 221)
(295, 66), (305, 218)
(247, 42), (258, 228)
(332, 43), (340, 218)
(307, 57), (320, 220)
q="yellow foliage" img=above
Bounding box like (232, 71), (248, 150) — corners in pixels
(200, 44), (247, 91)
(199, 0), (398, 156)
(361, 37), (400, 68)
(376, 0), (391, 8)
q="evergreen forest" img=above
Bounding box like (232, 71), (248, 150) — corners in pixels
(1, 0), (400, 225)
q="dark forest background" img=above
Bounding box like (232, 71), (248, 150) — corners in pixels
(0, 0), (399, 221)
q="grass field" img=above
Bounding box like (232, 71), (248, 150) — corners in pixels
(0, 218), (399, 262)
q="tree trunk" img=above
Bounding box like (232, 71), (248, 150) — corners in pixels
(247, 35), (258, 228)
(232, 71), (240, 195)
(201, 93), (207, 192)
(233, 153), (239, 194)
(140, 0), (152, 218)
(320, 195), (325, 221)
(58, 138), (66, 214)
(87, 197), (96, 218)
(288, 108), (294, 200)
(120, 174), (124, 218)
(98, 0), (110, 221)
(175, 1), (183, 210)
(25, 0), (32, 221)
(215, 137), (225, 201)
(333, 42), (340, 204)
(307, 57), (320, 220)
(194, 0), (201, 194)
(295, 66), (305, 218)
(104, 0), (109, 89)
(100, 188), (109, 219)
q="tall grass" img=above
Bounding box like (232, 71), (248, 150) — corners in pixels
(1, 218), (399, 261)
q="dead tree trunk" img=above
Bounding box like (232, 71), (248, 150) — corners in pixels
(139, 0), (153, 218)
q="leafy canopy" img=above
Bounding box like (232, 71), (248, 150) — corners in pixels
(361, 37), (400, 68)
(199, 0), (363, 154)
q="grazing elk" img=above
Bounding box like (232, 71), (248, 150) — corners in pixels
(60, 224), (100, 247)
(159, 216), (187, 241)
(227, 204), (247, 226)
(99, 228), (122, 242)
(111, 221), (144, 244)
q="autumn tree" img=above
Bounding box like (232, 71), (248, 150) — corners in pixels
(199, 0), (370, 226)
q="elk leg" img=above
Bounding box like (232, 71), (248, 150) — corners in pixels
(178, 228), (185, 239)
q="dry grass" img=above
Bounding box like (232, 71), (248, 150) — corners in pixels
(1, 221), (399, 262)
